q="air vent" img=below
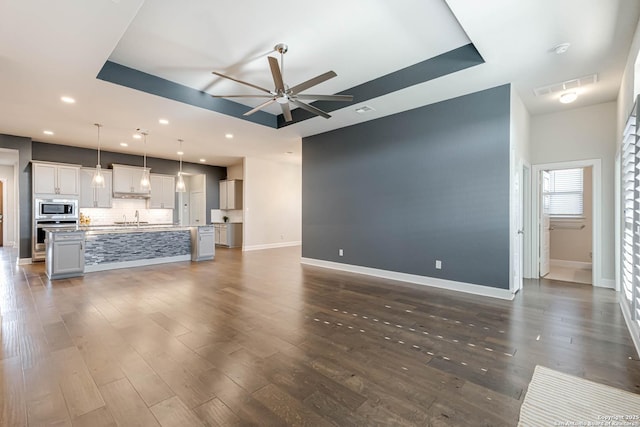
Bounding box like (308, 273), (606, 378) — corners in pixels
(533, 74), (598, 97)
(355, 105), (375, 114)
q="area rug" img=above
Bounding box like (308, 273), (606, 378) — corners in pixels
(518, 365), (640, 426)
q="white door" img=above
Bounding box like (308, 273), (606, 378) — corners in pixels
(540, 171), (551, 277)
(513, 167), (523, 292)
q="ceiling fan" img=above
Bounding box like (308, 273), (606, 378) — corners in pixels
(210, 43), (353, 122)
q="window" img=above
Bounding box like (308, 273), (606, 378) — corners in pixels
(543, 168), (584, 216)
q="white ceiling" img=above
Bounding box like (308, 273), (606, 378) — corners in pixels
(0, 0), (638, 167)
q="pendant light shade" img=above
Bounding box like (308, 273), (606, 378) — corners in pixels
(140, 131), (151, 190)
(176, 139), (186, 193)
(91, 123), (106, 188)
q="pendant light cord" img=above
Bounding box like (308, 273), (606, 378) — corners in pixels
(94, 123), (101, 167)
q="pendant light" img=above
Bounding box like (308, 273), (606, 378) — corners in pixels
(91, 123), (105, 188)
(140, 131), (151, 190)
(176, 139), (186, 193)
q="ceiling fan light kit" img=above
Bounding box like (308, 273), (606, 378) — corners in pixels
(211, 43), (353, 122)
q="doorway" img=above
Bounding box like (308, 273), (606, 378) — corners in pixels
(531, 159), (601, 286)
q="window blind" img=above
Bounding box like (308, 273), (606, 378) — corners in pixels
(543, 168), (583, 216)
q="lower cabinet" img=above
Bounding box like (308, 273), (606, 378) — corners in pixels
(191, 226), (215, 261)
(45, 230), (85, 279)
(214, 223), (242, 248)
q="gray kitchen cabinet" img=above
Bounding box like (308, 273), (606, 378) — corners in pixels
(33, 161), (80, 196)
(45, 230), (85, 279)
(219, 180), (243, 209)
(79, 168), (112, 208)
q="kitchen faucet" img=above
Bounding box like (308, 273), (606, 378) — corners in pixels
(122, 214), (126, 224)
(134, 210), (140, 228)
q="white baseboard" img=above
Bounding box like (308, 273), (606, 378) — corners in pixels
(550, 259), (592, 270)
(619, 293), (640, 358)
(243, 241), (301, 252)
(300, 257), (514, 301)
(18, 257), (32, 265)
(595, 278), (615, 289)
(84, 255), (191, 273)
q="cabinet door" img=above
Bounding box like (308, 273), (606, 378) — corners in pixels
(199, 232), (215, 258)
(56, 165), (79, 195)
(33, 163), (57, 194)
(113, 167), (134, 193)
(149, 175), (164, 208)
(214, 226), (221, 244)
(53, 240), (84, 275)
(219, 226), (228, 245)
(131, 168), (150, 194)
(95, 170), (112, 208)
(79, 169), (95, 208)
(219, 181), (228, 209)
(162, 176), (175, 209)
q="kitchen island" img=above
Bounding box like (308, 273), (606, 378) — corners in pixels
(82, 225), (192, 272)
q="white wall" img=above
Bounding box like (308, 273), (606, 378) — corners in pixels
(243, 157), (301, 250)
(509, 88), (531, 288)
(0, 165), (17, 246)
(531, 102), (617, 281)
(227, 162), (243, 180)
(617, 16), (640, 140)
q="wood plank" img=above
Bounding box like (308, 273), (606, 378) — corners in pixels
(98, 378), (159, 427)
(253, 383), (333, 427)
(150, 396), (204, 427)
(193, 398), (242, 427)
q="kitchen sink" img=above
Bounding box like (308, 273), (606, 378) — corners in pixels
(113, 221), (149, 225)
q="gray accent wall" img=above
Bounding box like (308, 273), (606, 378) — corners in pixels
(32, 142), (226, 224)
(302, 85), (511, 289)
(0, 134), (32, 259)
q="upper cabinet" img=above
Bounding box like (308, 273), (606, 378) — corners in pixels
(33, 162), (80, 197)
(149, 174), (175, 209)
(79, 168), (112, 208)
(219, 179), (243, 210)
(112, 164), (150, 197)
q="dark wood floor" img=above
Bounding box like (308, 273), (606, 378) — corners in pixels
(1, 246), (639, 426)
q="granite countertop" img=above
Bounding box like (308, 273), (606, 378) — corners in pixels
(80, 224), (192, 235)
(211, 222), (243, 224)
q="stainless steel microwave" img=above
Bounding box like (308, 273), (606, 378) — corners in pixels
(34, 199), (79, 220)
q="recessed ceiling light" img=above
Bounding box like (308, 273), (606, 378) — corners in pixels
(225, 133), (234, 139)
(286, 151), (293, 155)
(199, 158), (206, 162)
(177, 151), (184, 156)
(159, 118), (169, 125)
(120, 142), (128, 147)
(559, 92), (578, 104)
(552, 43), (571, 54)
(60, 96), (75, 104)
(133, 134), (142, 139)
(355, 105), (375, 114)
(43, 130), (54, 135)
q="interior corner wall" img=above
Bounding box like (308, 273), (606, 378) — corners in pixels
(243, 157), (301, 249)
(0, 134), (32, 258)
(302, 84), (512, 289)
(617, 15), (640, 140)
(530, 102), (617, 280)
(226, 162), (244, 180)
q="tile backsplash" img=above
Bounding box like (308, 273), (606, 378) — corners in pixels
(81, 199), (173, 225)
(210, 209), (243, 223)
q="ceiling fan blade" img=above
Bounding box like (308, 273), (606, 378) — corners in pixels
(290, 71), (337, 94)
(268, 56), (285, 92)
(212, 71), (271, 94)
(290, 99), (331, 119)
(243, 99), (276, 116)
(295, 94), (353, 102)
(211, 94), (274, 98)
(280, 102), (293, 122)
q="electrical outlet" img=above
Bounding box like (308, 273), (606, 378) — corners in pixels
(339, 249), (344, 257)
(435, 260), (442, 269)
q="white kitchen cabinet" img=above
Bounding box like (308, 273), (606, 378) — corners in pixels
(149, 174), (175, 209)
(219, 180), (243, 209)
(45, 230), (85, 279)
(79, 168), (112, 208)
(33, 162), (80, 196)
(214, 223), (242, 248)
(112, 164), (150, 196)
(191, 226), (215, 261)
